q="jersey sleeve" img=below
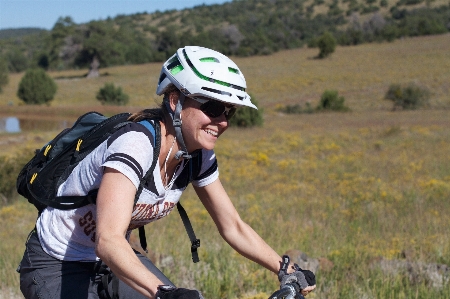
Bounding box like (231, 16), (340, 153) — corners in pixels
(102, 122), (156, 189)
(191, 149), (219, 188)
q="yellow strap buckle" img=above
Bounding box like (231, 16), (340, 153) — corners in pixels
(76, 139), (83, 151)
(44, 144), (52, 156)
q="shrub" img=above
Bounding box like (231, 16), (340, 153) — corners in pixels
(228, 95), (263, 127)
(384, 83), (430, 110)
(0, 150), (34, 205)
(277, 104), (303, 114)
(317, 31), (337, 58)
(276, 102), (314, 114)
(96, 83), (129, 106)
(316, 90), (350, 111)
(17, 68), (57, 105)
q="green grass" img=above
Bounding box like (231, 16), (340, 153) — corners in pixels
(0, 34), (449, 298)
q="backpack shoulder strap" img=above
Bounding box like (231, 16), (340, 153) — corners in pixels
(176, 150), (202, 263)
(135, 119), (161, 204)
(136, 119), (200, 263)
(134, 120), (201, 263)
(177, 202), (201, 263)
(136, 119), (161, 253)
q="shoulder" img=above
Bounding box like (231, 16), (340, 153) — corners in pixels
(191, 149), (218, 185)
(198, 149), (217, 166)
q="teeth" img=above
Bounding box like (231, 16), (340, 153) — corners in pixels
(204, 129), (218, 137)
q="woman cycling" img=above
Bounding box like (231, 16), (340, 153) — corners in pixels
(18, 46), (316, 299)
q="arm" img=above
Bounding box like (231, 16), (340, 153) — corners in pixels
(95, 167), (162, 299)
(194, 178), (316, 295)
(194, 178), (282, 274)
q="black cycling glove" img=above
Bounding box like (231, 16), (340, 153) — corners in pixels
(278, 255), (316, 290)
(155, 285), (205, 299)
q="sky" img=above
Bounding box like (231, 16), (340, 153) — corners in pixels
(0, 0), (231, 30)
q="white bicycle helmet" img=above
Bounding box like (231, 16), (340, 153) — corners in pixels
(156, 46), (257, 109)
(156, 46), (256, 160)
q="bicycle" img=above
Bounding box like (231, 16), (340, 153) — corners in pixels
(268, 283), (305, 299)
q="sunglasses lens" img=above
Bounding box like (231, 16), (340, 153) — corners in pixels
(200, 101), (236, 120)
(225, 107), (236, 120)
(200, 101), (223, 118)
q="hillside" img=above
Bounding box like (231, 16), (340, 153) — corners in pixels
(1, 33), (449, 110)
(0, 28), (47, 39)
(0, 0), (448, 73)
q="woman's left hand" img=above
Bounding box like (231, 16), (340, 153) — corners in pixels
(278, 255), (316, 296)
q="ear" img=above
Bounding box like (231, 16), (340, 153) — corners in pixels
(168, 91), (179, 112)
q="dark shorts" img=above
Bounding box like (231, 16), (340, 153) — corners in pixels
(18, 230), (174, 299)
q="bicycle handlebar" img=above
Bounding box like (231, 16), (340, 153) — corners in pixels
(267, 284), (305, 299)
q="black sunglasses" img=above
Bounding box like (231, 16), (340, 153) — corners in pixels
(191, 97), (237, 120)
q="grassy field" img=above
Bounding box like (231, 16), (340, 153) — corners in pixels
(0, 34), (449, 298)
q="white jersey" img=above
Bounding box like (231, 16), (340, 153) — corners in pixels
(36, 121), (218, 261)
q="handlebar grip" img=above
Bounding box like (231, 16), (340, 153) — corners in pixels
(268, 284), (305, 299)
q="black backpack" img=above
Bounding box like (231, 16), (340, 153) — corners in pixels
(16, 111), (201, 263)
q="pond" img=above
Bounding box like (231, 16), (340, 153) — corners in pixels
(0, 117), (20, 133)
(0, 117), (71, 133)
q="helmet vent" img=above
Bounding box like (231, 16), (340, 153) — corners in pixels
(202, 87), (232, 97)
(228, 67), (239, 74)
(200, 57), (219, 63)
(167, 57), (184, 75)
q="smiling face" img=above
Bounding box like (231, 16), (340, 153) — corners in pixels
(181, 97), (230, 152)
(167, 91), (230, 152)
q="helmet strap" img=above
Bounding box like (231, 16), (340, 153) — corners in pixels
(165, 93), (193, 160)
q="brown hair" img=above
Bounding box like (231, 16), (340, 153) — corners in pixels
(128, 84), (180, 123)
(127, 107), (164, 122)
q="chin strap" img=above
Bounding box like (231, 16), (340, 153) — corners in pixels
(165, 92), (201, 160)
(164, 93), (193, 160)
